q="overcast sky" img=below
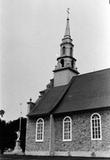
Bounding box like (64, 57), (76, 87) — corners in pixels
(1, 0), (110, 121)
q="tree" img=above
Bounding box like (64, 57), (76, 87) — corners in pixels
(0, 109), (5, 118)
(0, 119), (6, 154)
(6, 117), (27, 152)
(0, 117), (27, 154)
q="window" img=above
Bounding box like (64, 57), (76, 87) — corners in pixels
(91, 113), (102, 140)
(71, 60), (74, 68)
(62, 46), (65, 55)
(36, 118), (44, 142)
(63, 116), (72, 141)
(70, 47), (73, 56)
(60, 59), (64, 67)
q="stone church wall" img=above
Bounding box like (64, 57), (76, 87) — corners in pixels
(25, 108), (110, 156)
(54, 108), (110, 153)
(25, 117), (50, 155)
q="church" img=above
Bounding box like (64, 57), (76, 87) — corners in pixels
(25, 13), (110, 157)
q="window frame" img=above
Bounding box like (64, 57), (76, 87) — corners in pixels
(35, 118), (44, 142)
(63, 116), (72, 141)
(91, 113), (102, 140)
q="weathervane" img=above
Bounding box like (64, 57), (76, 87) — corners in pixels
(67, 8), (70, 19)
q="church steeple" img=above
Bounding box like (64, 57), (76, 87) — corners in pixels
(64, 8), (71, 38)
(60, 9), (73, 57)
(53, 9), (79, 87)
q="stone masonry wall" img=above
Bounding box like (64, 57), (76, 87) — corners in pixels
(25, 116), (50, 152)
(54, 108), (110, 152)
(25, 108), (110, 154)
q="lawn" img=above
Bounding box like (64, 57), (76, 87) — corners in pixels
(0, 155), (110, 160)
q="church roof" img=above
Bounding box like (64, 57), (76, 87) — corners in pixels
(28, 85), (69, 117)
(28, 68), (110, 117)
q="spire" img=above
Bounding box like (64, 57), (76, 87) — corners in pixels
(53, 9), (79, 87)
(64, 8), (71, 38)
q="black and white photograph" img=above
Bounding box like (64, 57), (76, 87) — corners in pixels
(0, 0), (110, 159)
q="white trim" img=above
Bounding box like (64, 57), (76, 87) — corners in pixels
(35, 139), (44, 142)
(90, 113), (102, 140)
(35, 118), (44, 142)
(63, 116), (72, 141)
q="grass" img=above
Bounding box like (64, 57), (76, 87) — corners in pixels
(0, 154), (110, 160)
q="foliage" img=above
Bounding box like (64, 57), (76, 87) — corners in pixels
(0, 110), (5, 117)
(0, 119), (7, 154)
(0, 117), (27, 154)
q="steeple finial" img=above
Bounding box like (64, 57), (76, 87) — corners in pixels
(64, 8), (71, 37)
(67, 8), (70, 19)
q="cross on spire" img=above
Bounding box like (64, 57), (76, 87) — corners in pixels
(67, 8), (70, 19)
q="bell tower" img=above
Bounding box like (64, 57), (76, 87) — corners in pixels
(53, 9), (79, 87)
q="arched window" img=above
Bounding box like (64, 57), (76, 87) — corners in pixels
(91, 113), (102, 140)
(62, 46), (65, 55)
(71, 60), (74, 68)
(70, 47), (73, 56)
(63, 116), (72, 141)
(36, 118), (44, 142)
(60, 59), (64, 67)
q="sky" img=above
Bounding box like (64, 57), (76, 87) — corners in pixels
(0, 0), (110, 121)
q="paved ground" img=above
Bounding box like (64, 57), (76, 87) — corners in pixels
(0, 155), (110, 160)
